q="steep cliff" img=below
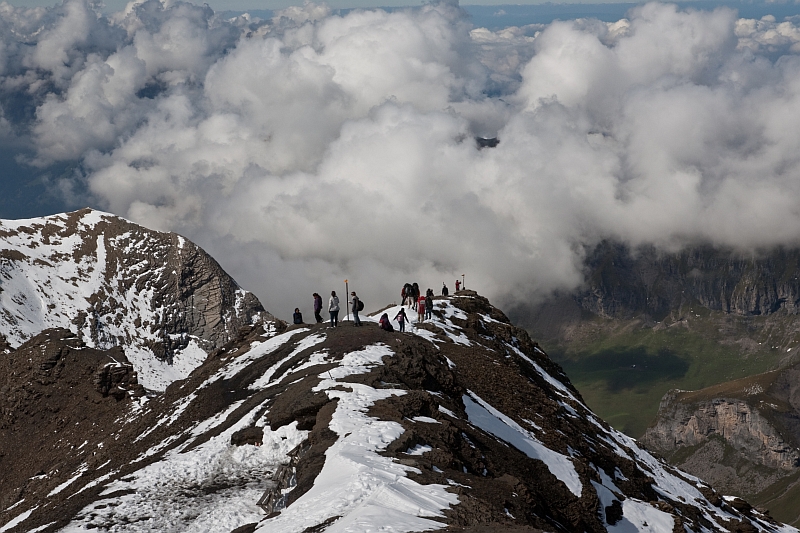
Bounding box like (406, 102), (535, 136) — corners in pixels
(578, 241), (800, 320)
(642, 367), (800, 526)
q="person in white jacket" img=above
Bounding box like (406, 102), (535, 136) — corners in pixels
(329, 291), (340, 327)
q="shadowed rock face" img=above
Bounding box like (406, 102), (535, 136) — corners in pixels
(575, 242), (800, 320)
(0, 208), (269, 390)
(0, 292), (788, 533)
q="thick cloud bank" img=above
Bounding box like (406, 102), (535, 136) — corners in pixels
(2, 0), (800, 316)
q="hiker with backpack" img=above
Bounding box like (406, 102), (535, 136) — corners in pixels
(394, 308), (409, 332)
(350, 291), (363, 326)
(312, 293), (323, 323)
(425, 292), (433, 320)
(379, 313), (394, 331)
(329, 291), (340, 327)
(402, 283), (417, 307)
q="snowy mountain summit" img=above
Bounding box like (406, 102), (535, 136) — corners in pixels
(0, 218), (795, 533)
(0, 208), (267, 390)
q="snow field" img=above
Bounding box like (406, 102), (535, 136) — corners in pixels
(248, 331), (325, 390)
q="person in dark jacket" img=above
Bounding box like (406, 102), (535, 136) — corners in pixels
(293, 308), (303, 324)
(313, 293), (323, 323)
(425, 293), (433, 320)
(350, 292), (362, 326)
(394, 308), (409, 332)
(441, 283), (448, 296)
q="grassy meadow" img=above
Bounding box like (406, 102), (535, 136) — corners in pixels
(542, 311), (797, 438)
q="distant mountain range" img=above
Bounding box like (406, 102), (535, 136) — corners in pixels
(0, 212), (791, 533)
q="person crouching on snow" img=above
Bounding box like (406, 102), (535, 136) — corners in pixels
(379, 313), (394, 331)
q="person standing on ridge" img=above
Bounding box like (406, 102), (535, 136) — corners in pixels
(351, 291), (362, 327)
(394, 308), (409, 332)
(293, 308), (303, 324)
(425, 292), (433, 320)
(313, 293), (323, 323)
(442, 283), (448, 296)
(455, 279), (460, 292)
(329, 291), (340, 327)
(417, 294), (425, 323)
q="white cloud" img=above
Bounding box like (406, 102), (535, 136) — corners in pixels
(3, 0), (800, 317)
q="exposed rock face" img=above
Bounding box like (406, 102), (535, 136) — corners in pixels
(575, 241), (800, 320)
(644, 393), (800, 470)
(0, 293), (790, 533)
(0, 208), (269, 390)
(0, 328), (146, 512)
(643, 369), (800, 523)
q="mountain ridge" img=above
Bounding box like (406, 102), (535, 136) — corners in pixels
(1, 291), (792, 532)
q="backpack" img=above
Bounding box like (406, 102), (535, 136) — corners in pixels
(357, 299), (364, 311)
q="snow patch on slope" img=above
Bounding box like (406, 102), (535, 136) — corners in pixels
(463, 391), (582, 498)
(60, 411), (307, 532)
(261, 343), (458, 533)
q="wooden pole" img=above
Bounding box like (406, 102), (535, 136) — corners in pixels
(345, 279), (349, 321)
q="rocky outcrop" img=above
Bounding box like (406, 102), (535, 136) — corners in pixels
(644, 392), (800, 470)
(0, 208), (270, 389)
(642, 371), (800, 521)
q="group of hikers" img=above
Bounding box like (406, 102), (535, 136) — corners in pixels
(294, 290), (364, 327)
(292, 279), (465, 332)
